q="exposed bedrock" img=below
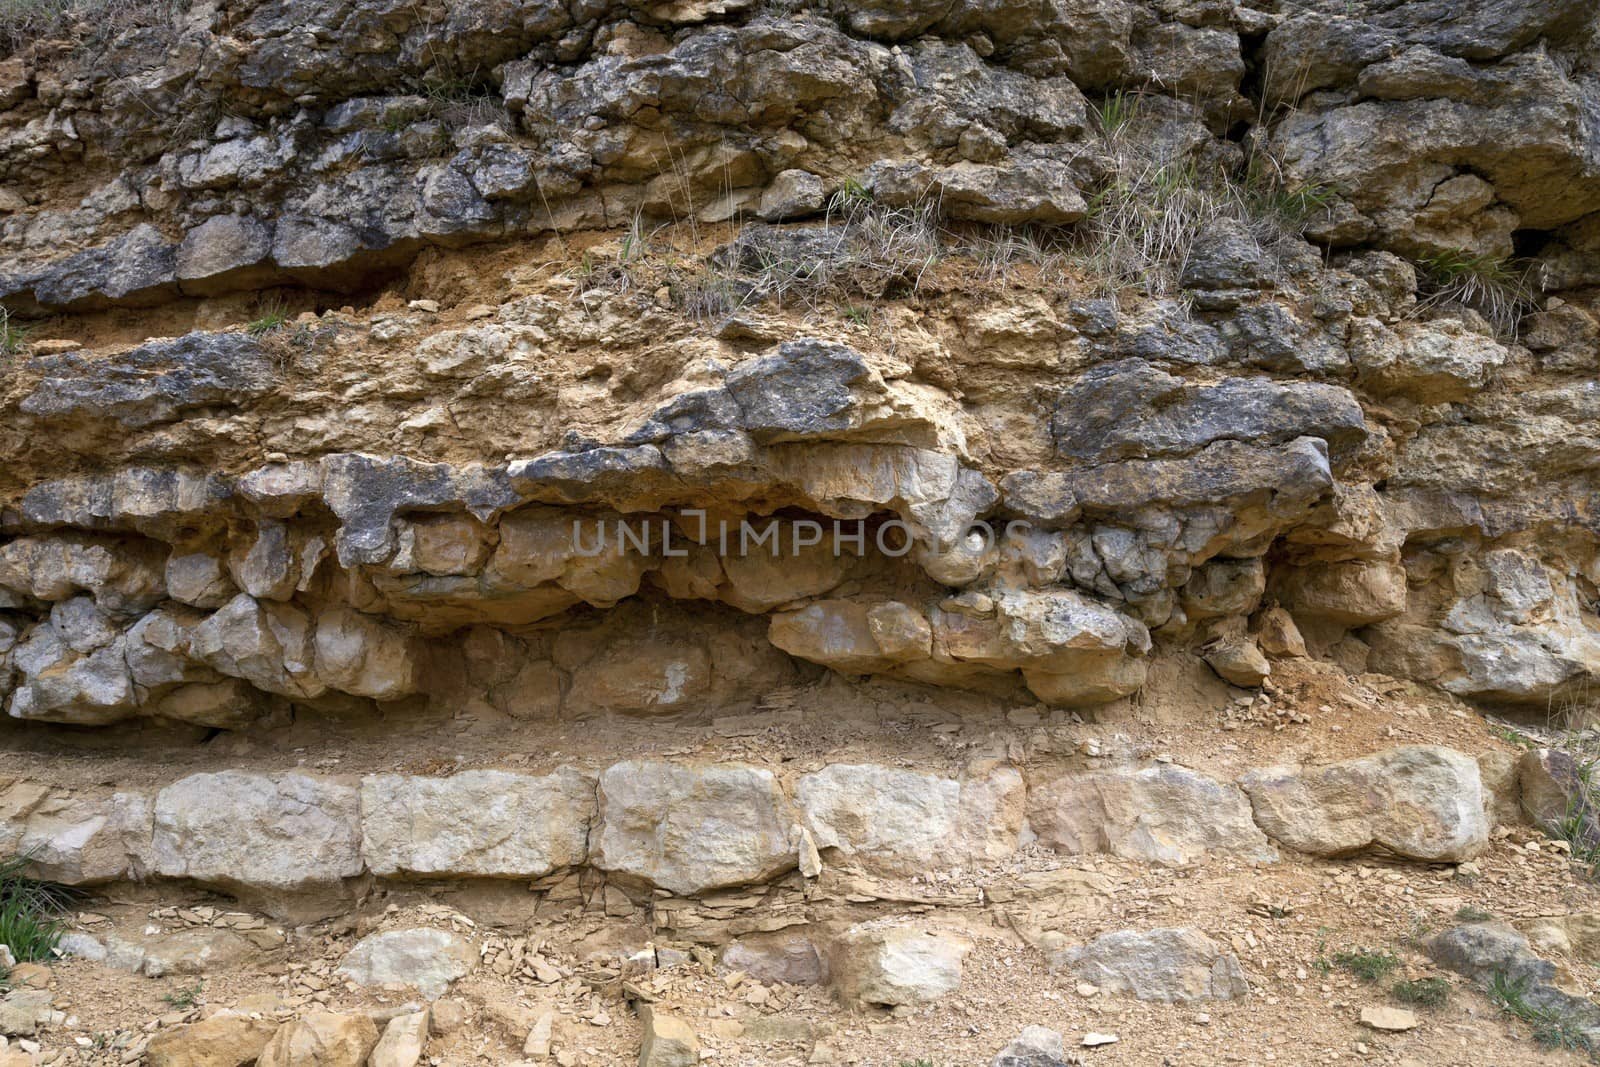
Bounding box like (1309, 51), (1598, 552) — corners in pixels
(0, 742), (1493, 917)
(0, 308), (1596, 724)
(0, 0), (1595, 733)
(1, 0), (1598, 304)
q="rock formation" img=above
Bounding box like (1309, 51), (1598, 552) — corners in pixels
(1, 0), (1599, 1062)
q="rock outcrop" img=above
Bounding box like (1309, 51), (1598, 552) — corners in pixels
(0, 0), (1595, 1053)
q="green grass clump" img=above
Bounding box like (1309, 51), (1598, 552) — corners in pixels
(1392, 976), (1451, 1009)
(1333, 949), (1401, 983)
(1093, 89), (1142, 134)
(161, 979), (204, 1008)
(1486, 971), (1598, 1057)
(0, 853), (73, 963)
(246, 299), (289, 336)
(1415, 249), (1539, 338)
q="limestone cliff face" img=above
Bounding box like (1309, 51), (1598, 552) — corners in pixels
(0, 0), (1597, 738)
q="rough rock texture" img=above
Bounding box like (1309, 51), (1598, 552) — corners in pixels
(257, 1012), (379, 1067)
(0, 0), (1590, 742)
(359, 768), (595, 878)
(639, 1008), (700, 1067)
(1428, 921), (1600, 1041)
(830, 921), (971, 1007)
(0, 746), (1515, 915)
(337, 928), (476, 999)
(1052, 927), (1250, 1003)
(1027, 763), (1277, 867)
(144, 1012), (279, 1067)
(151, 773), (363, 897)
(590, 762), (800, 894)
(0, 12), (1596, 1052)
(1240, 745), (1489, 862)
(992, 1027), (1072, 1067)
(797, 764), (1023, 874)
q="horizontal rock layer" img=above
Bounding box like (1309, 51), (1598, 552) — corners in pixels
(0, 744), (1493, 912)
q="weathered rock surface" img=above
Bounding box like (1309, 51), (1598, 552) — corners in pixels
(337, 928), (476, 1000)
(145, 1011), (280, 1067)
(797, 764), (1023, 875)
(359, 769), (594, 878)
(0, 8), (1596, 1020)
(368, 1011), (428, 1067)
(590, 762), (799, 894)
(1027, 764), (1277, 867)
(151, 773), (363, 895)
(639, 1007), (700, 1067)
(0, 989), (56, 1037)
(992, 1026), (1071, 1067)
(257, 1012), (379, 1067)
(830, 921), (971, 1007)
(1241, 746), (1489, 862)
(1052, 928), (1249, 1003)
(1428, 921), (1600, 1040)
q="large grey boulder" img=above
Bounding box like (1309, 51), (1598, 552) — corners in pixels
(1241, 745), (1489, 862)
(1053, 928), (1249, 1003)
(338, 928), (475, 1000)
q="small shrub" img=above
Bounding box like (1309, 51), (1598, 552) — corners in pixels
(1333, 949), (1401, 983)
(1240, 154), (1336, 232)
(0, 854), (72, 963)
(622, 188), (942, 322)
(1486, 971), (1598, 1057)
(1392, 977), (1451, 1009)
